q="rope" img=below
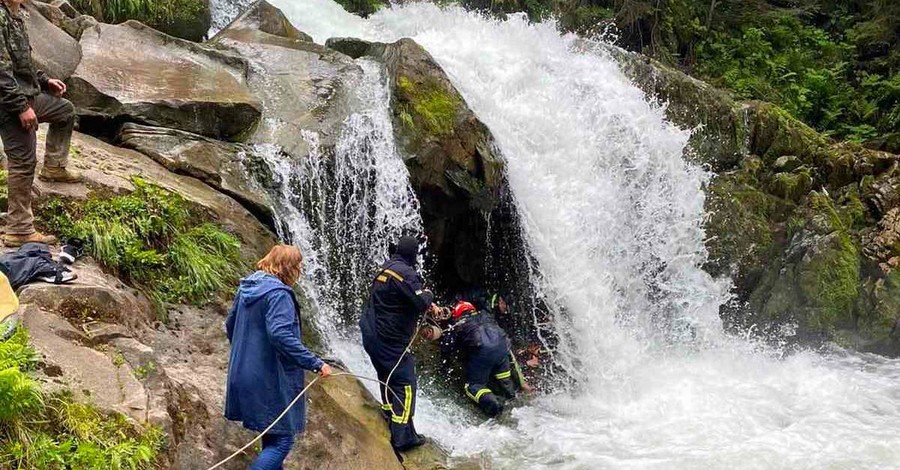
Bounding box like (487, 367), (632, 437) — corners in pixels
(206, 371), (409, 470)
(209, 307), (430, 470)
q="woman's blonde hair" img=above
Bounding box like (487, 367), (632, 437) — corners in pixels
(257, 245), (303, 285)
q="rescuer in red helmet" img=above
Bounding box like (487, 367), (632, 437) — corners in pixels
(438, 300), (520, 417)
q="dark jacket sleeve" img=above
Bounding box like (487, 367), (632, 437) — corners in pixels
(36, 69), (49, 89)
(0, 23), (28, 115)
(225, 293), (239, 343)
(396, 271), (433, 314)
(264, 289), (324, 372)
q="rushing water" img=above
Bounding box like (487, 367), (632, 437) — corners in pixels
(240, 1), (900, 468)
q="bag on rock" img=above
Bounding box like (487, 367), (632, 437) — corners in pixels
(0, 243), (77, 289)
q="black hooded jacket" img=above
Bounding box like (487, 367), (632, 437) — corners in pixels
(366, 240), (433, 346)
(442, 309), (510, 360)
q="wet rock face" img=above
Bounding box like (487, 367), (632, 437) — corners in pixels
(602, 39), (900, 352)
(117, 123), (277, 232)
(67, 21), (261, 141)
(214, 0), (312, 42)
(328, 36), (506, 290)
(24, 2), (82, 80)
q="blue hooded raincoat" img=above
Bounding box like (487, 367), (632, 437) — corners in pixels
(224, 271), (324, 435)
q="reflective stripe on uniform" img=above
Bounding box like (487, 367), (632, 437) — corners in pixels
(509, 350), (528, 388)
(391, 385), (413, 424)
(382, 403), (392, 411)
(376, 275), (389, 283)
(382, 269), (404, 282)
(495, 370), (512, 380)
(464, 383), (493, 403)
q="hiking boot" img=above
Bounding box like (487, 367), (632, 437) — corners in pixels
(2, 231), (58, 247)
(38, 167), (83, 183)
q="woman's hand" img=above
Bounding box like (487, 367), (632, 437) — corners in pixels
(318, 363), (333, 378)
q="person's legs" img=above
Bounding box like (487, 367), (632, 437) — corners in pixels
(250, 433), (295, 470)
(488, 347), (517, 400)
(464, 351), (503, 417)
(0, 115), (37, 235)
(32, 93), (79, 182)
(386, 354), (423, 450)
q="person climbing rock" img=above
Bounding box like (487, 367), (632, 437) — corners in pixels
(359, 235), (435, 451)
(225, 245), (332, 469)
(0, 0), (82, 247)
(439, 300), (526, 417)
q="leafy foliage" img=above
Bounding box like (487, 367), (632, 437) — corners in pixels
(41, 178), (245, 305)
(333, 0), (384, 17)
(0, 328), (163, 470)
(70, 0), (209, 40)
(458, 0), (900, 150)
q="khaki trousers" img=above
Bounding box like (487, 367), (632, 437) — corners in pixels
(1, 93), (75, 235)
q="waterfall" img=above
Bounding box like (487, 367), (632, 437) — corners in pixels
(225, 0), (900, 467)
(239, 59), (424, 370)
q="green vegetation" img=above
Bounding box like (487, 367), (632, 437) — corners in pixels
(0, 169), (7, 212)
(460, 0), (900, 150)
(71, 0), (209, 41)
(397, 76), (460, 137)
(0, 328), (163, 469)
(334, 0), (384, 17)
(41, 177), (244, 306)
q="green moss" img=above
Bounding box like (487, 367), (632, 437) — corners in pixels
(397, 76), (459, 137)
(0, 328), (163, 469)
(39, 178), (245, 306)
(333, 0), (384, 17)
(768, 167), (812, 203)
(799, 230), (860, 332)
(0, 169), (7, 212)
(704, 172), (794, 283)
(750, 102), (827, 163)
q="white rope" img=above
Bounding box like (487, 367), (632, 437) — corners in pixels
(206, 371), (413, 470)
(209, 316), (428, 470)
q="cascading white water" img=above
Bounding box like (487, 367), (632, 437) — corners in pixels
(244, 1), (900, 467)
(239, 59), (425, 369)
(208, 0), (255, 36)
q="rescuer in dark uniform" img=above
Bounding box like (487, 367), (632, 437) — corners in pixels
(359, 235), (435, 451)
(440, 300), (523, 417)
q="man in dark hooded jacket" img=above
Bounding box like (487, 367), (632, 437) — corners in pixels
(360, 236), (435, 451)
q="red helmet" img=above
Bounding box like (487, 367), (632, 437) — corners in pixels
(452, 301), (476, 319)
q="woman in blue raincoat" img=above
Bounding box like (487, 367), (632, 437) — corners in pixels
(225, 244), (332, 469)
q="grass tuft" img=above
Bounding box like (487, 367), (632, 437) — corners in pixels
(41, 177), (245, 306)
(0, 328), (164, 469)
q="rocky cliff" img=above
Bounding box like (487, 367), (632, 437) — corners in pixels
(1, 1), (462, 468)
(595, 42), (900, 354)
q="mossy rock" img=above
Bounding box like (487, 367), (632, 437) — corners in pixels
(856, 271), (900, 346)
(748, 191), (862, 337)
(333, 0), (384, 17)
(768, 167), (813, 203)
(703, 170), (794, 292)
(746, 101), (828, 165)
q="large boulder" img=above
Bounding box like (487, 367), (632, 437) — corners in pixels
(211, 7), (358, 155)
(67, 21), (261, 141)
(213, 0), (313, 42)
(117, 123), (276, 231)
(34, 129), (276, 261)
(327, 36), (506, 289)
(24, 2), (81, 80)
